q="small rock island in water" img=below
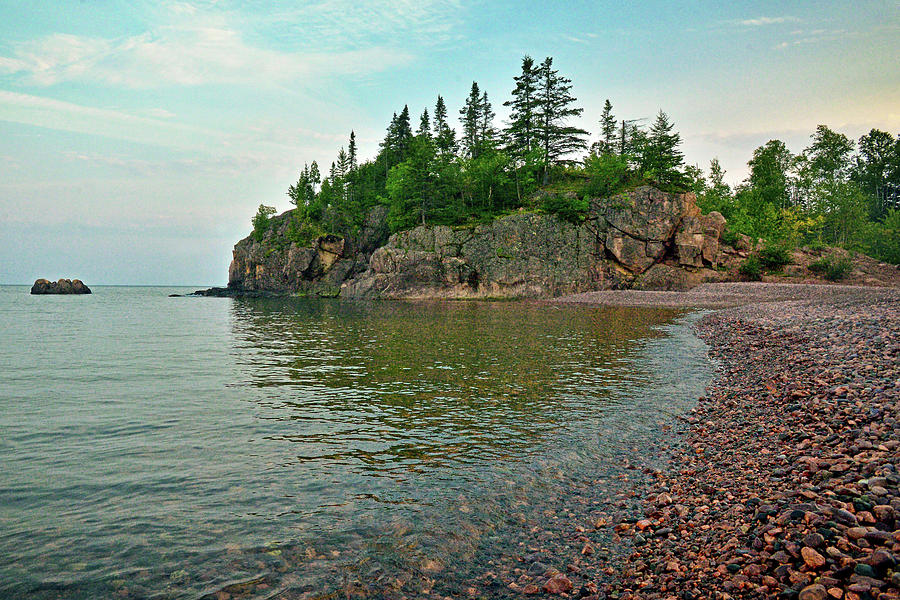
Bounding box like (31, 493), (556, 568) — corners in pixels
(30, 278), (92, 295)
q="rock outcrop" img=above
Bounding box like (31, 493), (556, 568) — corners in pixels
(343, 187), (726, 298)
(31, 278), (92, 294)
(221, 186), (728, 299)
(225, 206), (390, 297)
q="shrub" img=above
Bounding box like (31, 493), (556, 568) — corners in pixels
(286, 212), (324, 247)
(739, 254), (762, 281)
(251, 204), (277, 242)
(758, 244), (792, 270)
(720, 228), (740, 248)
(809, 254), (853, 281)
(582, 152), (630, 199)
(541, 194), (589, 224)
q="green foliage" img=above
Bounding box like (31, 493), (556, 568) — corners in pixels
(639, 110), (685, 187)
(540, 193), (589, 223)
(582, 152), (630, 198)
(808, 253), (853, 280)
(739, 255), (762, 281)
(285, 212), (324, 247)
(267, 56), (898, 270)
(719, 227), (740, 248)
(758, 244), (792, 270)
(251, 204), (276, 242)
(860, 209), (900, 264)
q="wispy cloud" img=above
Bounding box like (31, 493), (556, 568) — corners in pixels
(0, 90), (214, 147)
(0, 0), (463, 89)
(0, 28), (412, 88)
(739, 16), (800, 27)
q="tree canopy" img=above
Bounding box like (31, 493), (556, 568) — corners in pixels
(263, 55), (899, 266)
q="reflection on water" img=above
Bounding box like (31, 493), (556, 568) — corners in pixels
(0, 288), (712, 599)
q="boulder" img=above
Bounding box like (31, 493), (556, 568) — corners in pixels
(30, 278), (92, 295)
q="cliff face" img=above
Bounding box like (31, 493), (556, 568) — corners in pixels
(226, 186), (727, 299)
(342, 186), (726, 298)
(227, 205), (389, 296)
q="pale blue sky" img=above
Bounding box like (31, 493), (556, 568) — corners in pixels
(1, 0), (898, 284)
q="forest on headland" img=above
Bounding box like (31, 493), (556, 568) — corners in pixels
(251, 55), (900, 265)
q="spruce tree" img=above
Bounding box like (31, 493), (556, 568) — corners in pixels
(417, 108), (432, 138)
(479, 91), (496, 150)
(348, 131), (357, 172)
(434, 95), (457, 156)
(460, 82), (482, 158)
(599, 99), (616, 154)
(534, 57), (588, 183)
(503, 55), (538, 160)
(641, 110), (685, 185)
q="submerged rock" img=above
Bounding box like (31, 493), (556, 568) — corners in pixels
(30, 278), (91, 295)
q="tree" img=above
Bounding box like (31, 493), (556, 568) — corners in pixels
(639, 110), (685, 186)
(460, 82), (484, 158)
(348, 131), (358, 172)
(251, 204), (276, 242)
(534, 56), (588, 183)
(746, 139), (795, 210)
(478, 91), (496, 152)
(417, 108), (432, 138)
(287, 163), (318, 208)
(380, 106), (413, 170)
(433, 95), (457, 156)
(386, 135), (438, 230)
(853, 129), (899, 217)
(503, 55), (539, 160)
(598, 99), (616, 154)
(697, 158), (733, 214)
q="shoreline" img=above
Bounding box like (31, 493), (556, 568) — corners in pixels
(590, 285), (900, 599)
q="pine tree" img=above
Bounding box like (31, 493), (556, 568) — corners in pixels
(504, 55), (539, 160)
(640, 110), (685, 185)
(534, 57), (588, 183)
(434, 95), (457, 156)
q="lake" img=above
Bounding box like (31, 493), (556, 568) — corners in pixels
(0, 286), (712, 599)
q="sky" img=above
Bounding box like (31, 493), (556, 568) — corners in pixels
(1, 1), (898, 285)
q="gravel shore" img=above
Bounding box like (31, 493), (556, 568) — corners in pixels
(553, 282), (900, 309)
(583, 284), (900, 599)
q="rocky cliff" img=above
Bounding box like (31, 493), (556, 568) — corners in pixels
(224, 206), (390, 297)
(224, 186), (729, 299)
(342, 186), (727, 298)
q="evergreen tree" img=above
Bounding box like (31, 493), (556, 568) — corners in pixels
(599, 99), (616, 154)
(640, 110), (685, 185)
(534, 57), (588, 183)
(478, 91), (496, 151)
(337, 147), (349, 181)
(434, 95), (457, 156)
(395, 105), (412, 157)
(309, 161), (321, 189)
(417, 108), (432, 138)
(379, 107), (414, 170)
(503, 55), (539, 160)
(460, 82), (482, 158)
(348, 131), (357, 172)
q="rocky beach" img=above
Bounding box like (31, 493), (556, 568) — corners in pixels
(554, 284), (900, 600)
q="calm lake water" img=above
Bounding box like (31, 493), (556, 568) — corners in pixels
(0, 286), (712, 599)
